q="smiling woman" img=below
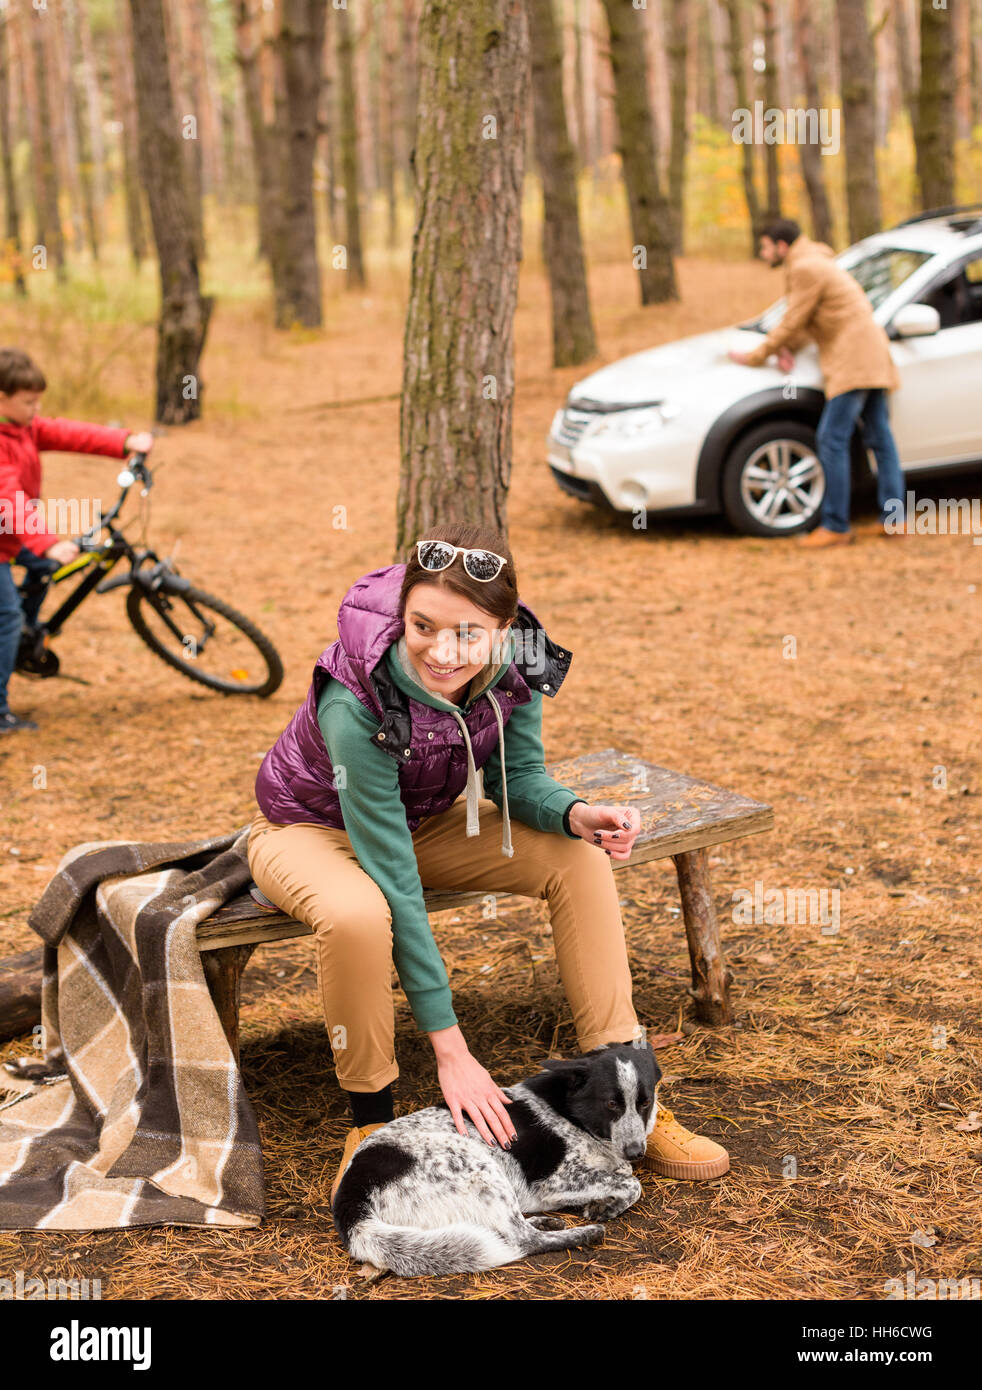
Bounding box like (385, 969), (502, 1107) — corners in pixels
(247, 522), (729, 1203)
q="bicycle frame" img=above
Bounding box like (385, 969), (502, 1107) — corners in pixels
(21, 455), (156, 639)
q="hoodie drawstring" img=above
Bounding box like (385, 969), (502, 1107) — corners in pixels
(448, 691), (513, 858)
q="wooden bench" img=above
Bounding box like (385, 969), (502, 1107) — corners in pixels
(198, 749), (774, 1062)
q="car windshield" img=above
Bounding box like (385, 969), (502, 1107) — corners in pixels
(740, 246), (934, 332)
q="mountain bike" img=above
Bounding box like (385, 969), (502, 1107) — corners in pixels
(15, 453), (284, 697)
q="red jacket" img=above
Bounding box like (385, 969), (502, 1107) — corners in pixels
(0, 416), (130, 562)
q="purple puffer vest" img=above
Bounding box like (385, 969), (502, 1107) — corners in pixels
(254, 563), (573, 832)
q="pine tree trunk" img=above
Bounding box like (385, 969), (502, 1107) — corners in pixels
(893, 0), (918, 131)
(401, 0), (419, 197)
(336, 0), (366, 288)
(187, 0), (227, 201)
(128, 0), (214, 422)
(380, 0), (398, 248)
(397, 0), (530, 552)
(64, 0), (100, 261)
(600, 0), (678, 303)
(914, 0), (955, 209)
(0, 10), (24, 294)
(760, 0), (780, 219)
(75, 0), (107, 220)
(528, 0), (596, 365)
(49, 4), (87, 256)
(792, 0), (833, 244)
(163, 0), (206, 262)
(722, 0), (760, 255)
(836, 0), (881, 242)
(321, 22), (340, 243)
(267, 0), (326, 326)
(234, 0), (277, 260)
(666, 0), (688, 253)
(29, 8), (66, 279)
(112, 0), (149, 268)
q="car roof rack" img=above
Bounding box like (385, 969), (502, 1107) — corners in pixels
(893, 204), (982, 228)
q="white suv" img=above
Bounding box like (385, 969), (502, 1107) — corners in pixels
(547, 207), (982, 536)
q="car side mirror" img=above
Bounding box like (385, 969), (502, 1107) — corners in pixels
(891, 303), (941, 338)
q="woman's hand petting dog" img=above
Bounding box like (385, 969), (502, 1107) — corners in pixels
(428, 1024), (517, 1149)
(568, 803), (641, 861)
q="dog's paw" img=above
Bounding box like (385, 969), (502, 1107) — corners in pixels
(577, 1223), (605, 1247)
(582, 1199), (620, 1221)
(528, 1214), (565, 1231)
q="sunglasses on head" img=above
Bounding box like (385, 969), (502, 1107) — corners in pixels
(415, 540), (507, 582)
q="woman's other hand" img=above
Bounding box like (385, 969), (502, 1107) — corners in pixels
(568, 802), (641, 861)
(428, 1025), (517, 1149)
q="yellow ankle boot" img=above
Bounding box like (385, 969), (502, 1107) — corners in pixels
(642, 1105), (729, 1180)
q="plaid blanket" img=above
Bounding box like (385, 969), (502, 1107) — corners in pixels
(0, 829), (265, 1231)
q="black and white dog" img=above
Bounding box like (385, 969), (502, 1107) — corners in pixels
(332, 1039), (660, 1276)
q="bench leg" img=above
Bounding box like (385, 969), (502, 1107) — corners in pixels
(672, 848), (733, 1026)
(201, 944), (258, 1065)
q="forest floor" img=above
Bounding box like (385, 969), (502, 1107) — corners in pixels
(0, 251), (980, 1301)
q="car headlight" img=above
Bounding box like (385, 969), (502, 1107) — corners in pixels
(590, 405), (673, 438)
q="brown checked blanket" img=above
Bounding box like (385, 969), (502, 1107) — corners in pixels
(0, 828), (265, 1231)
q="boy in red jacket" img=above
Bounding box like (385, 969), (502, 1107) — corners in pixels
(0, 348), (153, 733)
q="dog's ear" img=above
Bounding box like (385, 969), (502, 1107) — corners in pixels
(540, 1057), (590, 1090)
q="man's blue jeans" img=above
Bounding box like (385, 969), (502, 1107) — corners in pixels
(815, 388), (906, 533)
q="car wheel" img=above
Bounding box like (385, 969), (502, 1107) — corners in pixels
(721, 420), (825, 537)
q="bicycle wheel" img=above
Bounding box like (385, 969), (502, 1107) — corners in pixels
(125, 582), (283, 696)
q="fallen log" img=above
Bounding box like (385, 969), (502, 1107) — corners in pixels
(0, 946), (43, 1043)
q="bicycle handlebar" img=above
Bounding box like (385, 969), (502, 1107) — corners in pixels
(74, 451), (154, 548)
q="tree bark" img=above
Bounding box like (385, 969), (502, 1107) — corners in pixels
(112, 0), (149, 268)
(666, 0), (688, 253)
(397, 0), (530, 552)
(29, 7), (66, 279)
(379, 0), (399, 248)
(0, 8), (25, 294)
(792, 0), (833, 245)
(268, 0), (327, 326)
(75, 0), (107, 224)
(321, 11), (340, 243)
(722, 0), (760, 255)
(401, 0), (419, 197)
(600, 0), (678, 303)
(914, 0), (955, 209)
(893, 0), (918, 132)
(64, 0), (100, 261)
(760, 0), (780, 220)
(162, 0), (206, 262)
(128, 0), (214, 422)
(336, 0), (366, 288)
(527, 0), (597, 365)
(0, 948), (42, 1044)
(836, 0), (882, 242)
(234, 0), (277, 259)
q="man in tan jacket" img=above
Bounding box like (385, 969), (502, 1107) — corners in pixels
(729, 218), (907, 547)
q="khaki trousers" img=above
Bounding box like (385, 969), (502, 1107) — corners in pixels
(247, 797), (641, 1091)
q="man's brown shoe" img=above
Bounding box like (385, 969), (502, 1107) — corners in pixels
(798, 526), (854, 549)
(330, 1122), (388, 1206)
(641, 1105), (730, 1181)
